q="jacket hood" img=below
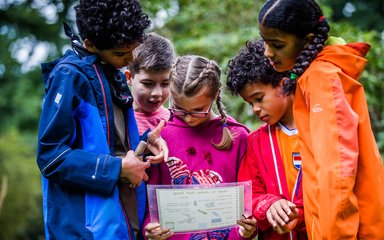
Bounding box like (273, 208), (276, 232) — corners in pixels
(41, 50), (98, 90)
(314, 42), (370, 81)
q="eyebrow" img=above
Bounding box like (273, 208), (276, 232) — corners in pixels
(174, 104), (207, 111)
(246, 91), (263, 100)
(113, 51), (131, 54)
(259, 32), (284, 43)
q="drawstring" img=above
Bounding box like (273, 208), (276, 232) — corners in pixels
(63, 21), (90, 57)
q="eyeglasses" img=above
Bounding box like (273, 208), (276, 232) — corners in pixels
(169, 102), (213, 118)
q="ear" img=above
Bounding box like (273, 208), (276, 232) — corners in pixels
(304, 33), (315, 48)
(274, 79), (284, 97)
(125, 69), (133, 85)
(84, 39), (97, 53)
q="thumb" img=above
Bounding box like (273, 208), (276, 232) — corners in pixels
(143, 172), (149, 182)
(287, 201), (296, 209)
(124, 150), (135, 159)
(287, 217), (299, 230)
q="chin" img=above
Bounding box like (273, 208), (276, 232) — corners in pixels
(273, 66), (290, 73)
(186, 122), (198, 127)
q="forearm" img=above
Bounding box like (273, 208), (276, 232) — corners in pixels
(39, 148), (121, 194)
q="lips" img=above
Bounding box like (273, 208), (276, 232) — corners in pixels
(269, 59), (279, 67)
(148, 100), (161, 106)
(259, 115), (269, 122)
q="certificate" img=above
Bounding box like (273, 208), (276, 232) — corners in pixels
(147, 181), (252, 233)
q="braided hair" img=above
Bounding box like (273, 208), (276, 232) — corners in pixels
(170, 55), (234, 150)
(259, 0), (330, 95)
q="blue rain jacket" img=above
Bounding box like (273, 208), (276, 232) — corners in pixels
(37, 50), (145, 239)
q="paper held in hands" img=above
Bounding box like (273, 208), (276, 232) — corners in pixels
(147, 181), (252, 234)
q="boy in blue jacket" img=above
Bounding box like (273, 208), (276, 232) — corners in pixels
(36, 1), (168, 239)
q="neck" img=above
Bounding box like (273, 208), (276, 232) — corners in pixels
(280, 118), (296, 130)
(279, 94), (295, 128)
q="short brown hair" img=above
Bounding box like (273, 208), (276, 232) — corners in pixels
(129, 32), (175, 75)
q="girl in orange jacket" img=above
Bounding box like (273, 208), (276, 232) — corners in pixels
(258, 0), (384, 239)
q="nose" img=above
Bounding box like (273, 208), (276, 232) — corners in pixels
(151, 84), (162, 97)
(125, 51), (134, 64)
(252, 104), (261, 115)
(264, 44), (274, 59)
(183, 114), (194, 124)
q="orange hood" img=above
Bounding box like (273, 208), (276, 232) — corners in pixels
(314, 42), (370, 81)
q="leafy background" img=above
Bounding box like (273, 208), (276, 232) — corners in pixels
(0, 0), (383, 239)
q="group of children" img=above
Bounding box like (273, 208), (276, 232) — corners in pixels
(36, 0), (384, 240)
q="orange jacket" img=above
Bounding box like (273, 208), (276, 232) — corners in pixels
(293, 42), (384, 239)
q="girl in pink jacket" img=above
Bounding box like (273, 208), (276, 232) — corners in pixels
(143, 55), (257, 240)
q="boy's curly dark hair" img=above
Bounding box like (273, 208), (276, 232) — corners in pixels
(75, 0), (151, 50)
(226, 39), (286, 95)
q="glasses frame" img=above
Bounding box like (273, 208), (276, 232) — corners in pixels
(169, 101), (213, 119)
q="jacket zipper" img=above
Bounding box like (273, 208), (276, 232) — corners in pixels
(94, 64), (133, 236)
(268, 125), (283, 195)
(93, 64), (110, 146)
(289, 168), (302, 240)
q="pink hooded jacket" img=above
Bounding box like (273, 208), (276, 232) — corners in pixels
(144, 115), (250, 240)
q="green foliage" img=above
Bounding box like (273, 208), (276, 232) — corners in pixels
(0, 129), (44, 240)
(0, 0), (76, 132)
(322, 0), (384, 32)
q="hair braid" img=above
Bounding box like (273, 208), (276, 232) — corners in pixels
(212, 89), (234, 150)
(216, 89), (227, 124)
(282, 19), (330, 95)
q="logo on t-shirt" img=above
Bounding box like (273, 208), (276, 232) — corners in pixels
(292, 152), (302, 170)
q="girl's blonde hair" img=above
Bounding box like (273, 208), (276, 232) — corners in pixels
(170, 55), (233, 150)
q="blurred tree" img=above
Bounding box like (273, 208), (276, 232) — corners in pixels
(0, 129), (43, 240)
(0, 0), (77, 132)
(322, 0), (384, 32)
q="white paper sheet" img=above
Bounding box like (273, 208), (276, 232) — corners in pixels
(147, 182), (252, 233)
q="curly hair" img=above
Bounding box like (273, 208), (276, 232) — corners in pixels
(259, 0), (330, 95)
(75, 0), (151, 50)
(226, 39), (286, 95)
